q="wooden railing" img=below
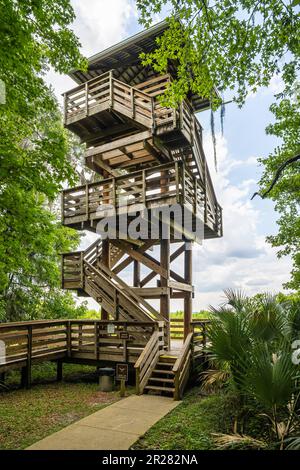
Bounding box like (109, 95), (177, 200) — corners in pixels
(62, 251), (161, 323)
(172, 320), (210, 399)
(63, 71), (195, 138)
(191, 320), (210, 360)
(0, 320), (157, 380)
(170, 318), (184, 340)
(173, 332), (193, 400)
(62, 161), (220, 230)
(63, 71), (154, 129)
(134, 321), (165, 394)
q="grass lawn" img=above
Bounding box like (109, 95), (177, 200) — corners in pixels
(132, 388), (230, 450)
(0, 363), (126, 450)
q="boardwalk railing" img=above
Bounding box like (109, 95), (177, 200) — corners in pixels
(173, 332), (193, 400)
(62, 161), (221, 235)
(0, 320), (157, 384)
(134, 321), (165, 394)
(61, 254), (161, 323)
(172, 320), (210, 399)
(63, 71), (154, 129)
(63, 71), (194, 138)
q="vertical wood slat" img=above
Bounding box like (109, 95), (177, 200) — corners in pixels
(109, 70), (113, 108)
(67, 321), (71, 357)
(25, 325), (33, 388)
(142, 169), (146, 204)
(63, 93), (67, 124)
(85, 82), (89, 116)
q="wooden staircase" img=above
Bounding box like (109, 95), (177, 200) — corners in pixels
(144, 354), (176, 396)
(62, 238), (163, 324)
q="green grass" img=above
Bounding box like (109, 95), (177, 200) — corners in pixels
(132, 388), (230, 450)
(0, 363), (124, 450)
(170, 310), (211, 320)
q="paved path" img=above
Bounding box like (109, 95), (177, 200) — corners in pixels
(27, 395), (180, 450)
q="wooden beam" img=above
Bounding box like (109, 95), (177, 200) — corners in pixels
(160, 238), (170, 347)
(113, 240), (154, 275)
(184, 242), (192, 339)
(86, 130), (152, 157)
(111, 240), (167, 278)
(140, 242), (185, 287)
(101, 238), (110, 320)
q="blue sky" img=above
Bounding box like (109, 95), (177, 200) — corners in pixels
(47, 0), (293, 310)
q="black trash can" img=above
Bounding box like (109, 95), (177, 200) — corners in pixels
(97, 367), (115, 392)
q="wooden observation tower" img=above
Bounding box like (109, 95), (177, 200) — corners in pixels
(60, 21), (222, 398)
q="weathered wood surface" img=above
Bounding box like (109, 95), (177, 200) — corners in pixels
(62, 161), (222, 238)
(0, 320), (157, 376)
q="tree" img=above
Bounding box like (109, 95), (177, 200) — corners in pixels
(0, 1), (88, 320)
(136, 1), (300, 288)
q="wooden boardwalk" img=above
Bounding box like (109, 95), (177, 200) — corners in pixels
(0, 319), (209, 399)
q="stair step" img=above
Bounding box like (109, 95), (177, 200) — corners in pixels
(149, 377), (174, 383)
(157, 362), (174, 367)
(145, 385), (175, 393)
(153, 369), (175, 375)
(159, 355), (176, 362)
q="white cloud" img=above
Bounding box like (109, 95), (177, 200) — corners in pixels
(46, 0), (136, 101)
(71, 0), (137, 57)
(191, 132), (292, 310)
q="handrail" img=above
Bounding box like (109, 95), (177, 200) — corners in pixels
(173, 332), (193, 400)
(134, 321), (165, 394)
(84, 261), (160, 322)
(64, 70), (154, 129)
(0, 319), (157, 383)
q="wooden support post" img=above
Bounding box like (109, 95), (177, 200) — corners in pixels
(57, 360), (63, 382)
(67, 321), (71, 358)
(160, 238), (170, 348)
(101, 239), (110, 320)
(21, 325), (33, 389)
(184, 242), (192, 340)
(133, 260), (140, 287)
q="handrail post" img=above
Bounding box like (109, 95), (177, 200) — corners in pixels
(174, 371), (180, 400)
(67, 321), (71, 357)
(85, 184), (89, 221)
(85, 82), (89, 116)
(142, 169), (146, 205)
(63, 93), (67, 124)
(109, 70), (113, 109)
(136, 366), (140, 394)
(80, 251), (84, 289)
(24, 325), (32, 389)
(175, 162), (179, 204)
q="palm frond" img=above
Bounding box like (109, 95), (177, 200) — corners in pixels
(212, 433), (267, 450)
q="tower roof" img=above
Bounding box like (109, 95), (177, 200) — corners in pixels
(70, 20), (211, 112)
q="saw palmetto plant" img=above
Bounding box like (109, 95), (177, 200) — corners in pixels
(207, 290), (300, 447)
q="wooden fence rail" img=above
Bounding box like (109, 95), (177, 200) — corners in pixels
(0, 320), (157, 387)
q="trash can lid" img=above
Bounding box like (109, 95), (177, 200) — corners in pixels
(97, 367), (115, 376)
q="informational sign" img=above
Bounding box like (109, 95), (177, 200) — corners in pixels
(116, 363), (128, 382)
(107, 323), (115, 334)
(120, 331), (129, 340)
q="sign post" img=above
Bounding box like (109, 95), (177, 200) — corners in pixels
(116, 363), (128, 397)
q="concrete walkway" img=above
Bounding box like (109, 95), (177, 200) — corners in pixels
(27, 395), (180, 450)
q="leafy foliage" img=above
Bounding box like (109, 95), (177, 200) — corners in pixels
(0, 1), (87, 321)
(207, 290), (300, 447)
(137, 1), (300, 288)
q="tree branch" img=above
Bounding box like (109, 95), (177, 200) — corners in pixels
(251, 153), (300, 200)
